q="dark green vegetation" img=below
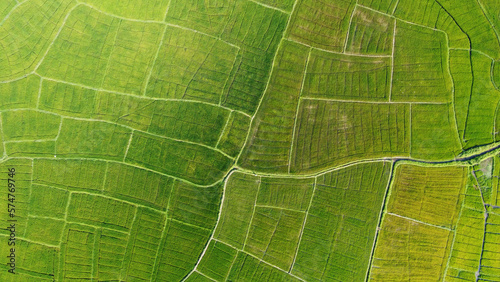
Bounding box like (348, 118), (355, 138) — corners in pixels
(1, 0), (500, 281)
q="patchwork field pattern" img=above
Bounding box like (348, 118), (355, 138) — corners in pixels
(1, 0), (500, 281)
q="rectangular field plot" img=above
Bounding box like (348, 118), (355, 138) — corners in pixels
(345, 5), (394, 55)
(393, 0), (469, 49)
(0, 159), (32, 238)
(220, 0), (287, 114)
(464, 53), (500, 149)
(39, 80), (150, 125)
(287, 0), (355, 51)
(60, 224), (97, 281)
(197, 240), (238, 281)
(146, 25), (238, 104)
(122, 207), (165, 281)
(168, 181), (222, 230)
(238, 40), (309, 171)
(154, 220), (211, 281)
(388, 164), (466, 228)
(5, 141), (56, 158)
(104, 163), (174, 210)
(253, 0), (294, 12)
(39, 79), (99, 118)
(303, 49), (391, 101)
(40, 80), (233, 147)
(96, 229), (129, 281)
(257, 177), (314, 211)
(357, 0), (398, 14)
(290, 100), (409, 173)
(125, 131), (233, 185)
(392, 21), (452, 102)
(494, 157), (500, 207)
(24, 216), (65, 246)
(165, 0), (236, 36)
(81, 0), (170, 21)
(146, 101), (230, 147)
(227, 252), (301, 281)
(216, 111), (251, 158)
(244, 207), (305, 271)
(220, 0), (286, 56)
(292, 162), (391, 281)
(33, 159), (106, 192)
(450, 49), (473, 144)
(214, 172), (260, 249)
(370, 214), (452, 281)
(0, 75), (39, 109)
(2, 110), (60, 141)
(0, 0), (75, 80)
(0, 236), (58, 279)
(56, 119), (132, 160)
(410, 103), (462, 160)
(67, 193), (136, 232)
(495, 60), (500, 89)
(29, 184), (69, 219)
(220, 50), (273, 115)
(38, 5), (164, 94)
(445, 180), (486, 280)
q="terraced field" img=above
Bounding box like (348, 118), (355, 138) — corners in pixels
(1, 0), (500, 281)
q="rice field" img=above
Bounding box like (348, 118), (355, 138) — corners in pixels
(0, 0), (499, 281)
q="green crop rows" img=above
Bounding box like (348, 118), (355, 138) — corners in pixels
(0, 0), (499, 281)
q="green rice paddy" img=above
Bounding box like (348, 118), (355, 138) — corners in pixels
(0, 0), (499, 281)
